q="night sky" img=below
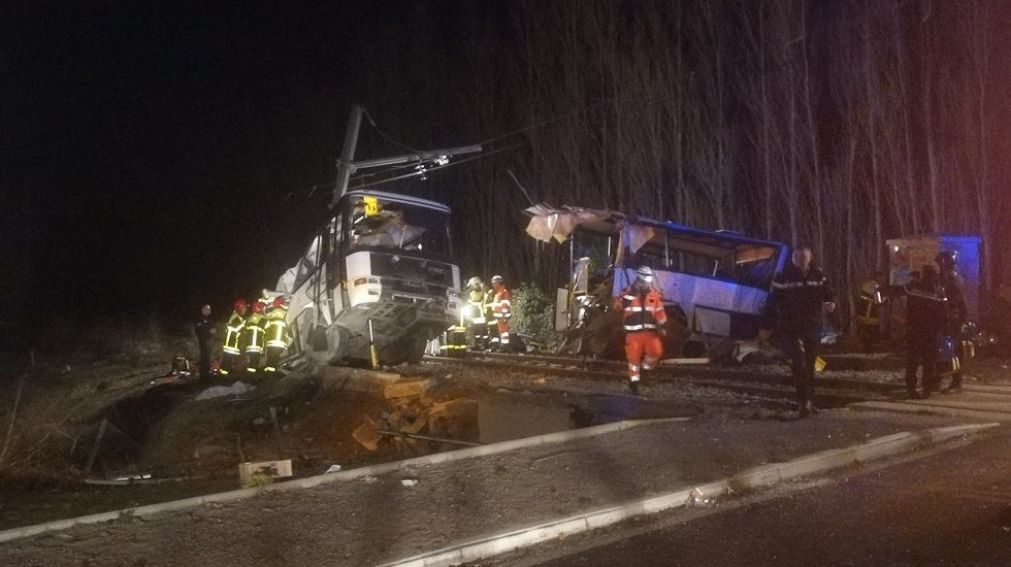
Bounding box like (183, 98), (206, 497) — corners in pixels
(3, 1), (1008, 349)
(4, 2), (473, 341)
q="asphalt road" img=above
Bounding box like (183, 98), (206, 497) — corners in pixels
(517, 428), (1011, 567)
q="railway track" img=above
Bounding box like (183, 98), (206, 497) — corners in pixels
(424, 351), (907, 410)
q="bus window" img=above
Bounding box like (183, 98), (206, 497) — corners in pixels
(343, 196), (452, 259)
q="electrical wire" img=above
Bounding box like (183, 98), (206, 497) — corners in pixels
(347, 144), (523, 191)
(363, 108), (424, 154)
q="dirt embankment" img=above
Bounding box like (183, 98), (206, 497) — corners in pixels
(0, 353), (501, 529)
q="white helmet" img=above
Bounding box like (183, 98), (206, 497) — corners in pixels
(466, 276), (482, 289)
(491, 275), (504, 284)
(635, 266), (654, 283)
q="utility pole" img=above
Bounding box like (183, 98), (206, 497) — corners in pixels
(331, 104), (482, 207)
(332, 104), (364, 208)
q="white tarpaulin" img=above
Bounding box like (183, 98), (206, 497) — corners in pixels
(613, 223), (657, 266)
(276, 234), (323, 294)
(524, 204), (614, 244)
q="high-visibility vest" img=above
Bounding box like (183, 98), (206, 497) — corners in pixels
(264, 309), (289, 350)
(492, 288), (512, 320)
(223, 312), (246, 355)
(857, 280), (884, 325)
(616, 287), (667, 332)
(467, 289), (486, 324)
(243, 313), (266, 354)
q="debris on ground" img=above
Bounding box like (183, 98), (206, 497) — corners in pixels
(352, 375), (477, 452)
(238, 459), (292, 488)
(352, 417), (382, 452)
(384, 379), (432, 399)
(196, 381), (254, 401)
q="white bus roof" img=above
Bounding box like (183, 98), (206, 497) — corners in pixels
(341, 190), (451, 214)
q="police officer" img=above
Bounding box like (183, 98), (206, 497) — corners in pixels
(936, 251), (969, 392)
(903, 265), (947, 398)
(194, 304), (216, 380)
(768, 245), (836, 418)
(614, 266), (667, 395)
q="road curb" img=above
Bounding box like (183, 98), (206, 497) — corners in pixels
(378, 422), (999, 567)
(851, 400), (1011, 422)
(0, 417), (686, 544)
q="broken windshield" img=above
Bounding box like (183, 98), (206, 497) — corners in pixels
(344, 195), (452, 258)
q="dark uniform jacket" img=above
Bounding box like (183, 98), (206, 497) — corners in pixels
(768, 264), (835, 336)
(195, 316), (215, 347)
(904, 280), (947, 336)
(940, 272), (968, 330)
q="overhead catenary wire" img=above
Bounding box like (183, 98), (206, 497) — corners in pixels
(362, 108), (424, 155)
(347, 144), (523, 191)
(273, 143), (522, 203)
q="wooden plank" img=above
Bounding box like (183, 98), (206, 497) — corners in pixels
(238, 459), (293, 487)
(384, 379), (432, 399)
(352, 417), (382, 452)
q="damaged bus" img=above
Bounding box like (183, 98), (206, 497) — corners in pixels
(525, 205), (788, 358)
(278, 190), (462, 365)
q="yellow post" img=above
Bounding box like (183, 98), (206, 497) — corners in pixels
(368, 319), (380, 369)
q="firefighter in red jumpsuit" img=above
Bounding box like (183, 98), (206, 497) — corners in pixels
(615, 266), (667, 395)
(490, 275), (512, 352)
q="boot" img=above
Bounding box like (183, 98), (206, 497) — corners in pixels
(943, 374), (963, 394)
(799, 400), (819, 418)
(629, 381), (641, 396)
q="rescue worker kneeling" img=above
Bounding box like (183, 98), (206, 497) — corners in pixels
(263, 296), (292, 373)
(615, 266), (667, 395)
(243, 301), (267, 373)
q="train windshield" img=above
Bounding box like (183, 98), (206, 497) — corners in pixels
(343, 194), (452, 259)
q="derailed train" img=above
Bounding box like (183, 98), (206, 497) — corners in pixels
(276, 190), (462, 366)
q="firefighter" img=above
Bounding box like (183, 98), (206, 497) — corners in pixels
(243, 301), (267, 373)
(903, 265), (947, 399)
(465, 276), (488, 351)
(615, 266), (667, 395)
(221, 299), (248, 375)
(768, 246), (836, 418)
(483, 283), (497, 349)
(194, 304), (216, 380)
(263, 296), (291, 373)
(489, 275), (512, 351)
(856, 271), (888, 352)
(936, 250), (969, 392)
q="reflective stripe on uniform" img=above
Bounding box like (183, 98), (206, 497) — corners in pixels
(642, 355), (657, 370)
(245, 327), (265, 354)
(771, 278), (826, 290)
(623, 323), (657, 331)
(264, 320), (288, 350)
